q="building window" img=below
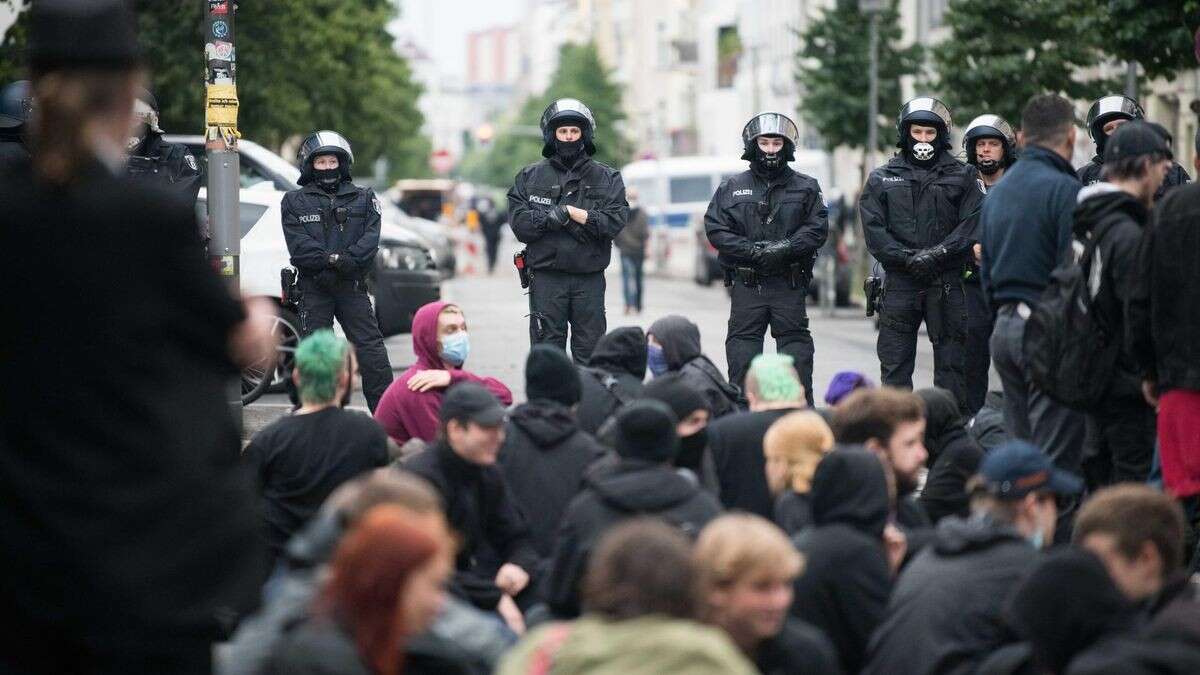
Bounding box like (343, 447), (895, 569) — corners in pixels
(717, 25), (741, 89)
(928, 0), (949, 29)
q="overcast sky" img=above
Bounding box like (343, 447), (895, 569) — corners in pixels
(394, 0), (526, 77)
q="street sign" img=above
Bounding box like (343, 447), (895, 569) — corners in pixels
(430, 149), (454, 175)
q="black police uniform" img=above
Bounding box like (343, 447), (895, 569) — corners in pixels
(861, 152), (985, 408)
(507, 154), (628, 365)
(281, 179), (394, 412)
(127, 133), (202, 226)
(1077, 156), (1191, 203)
(704, 167), (827, 405)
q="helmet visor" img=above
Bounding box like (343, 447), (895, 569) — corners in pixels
(743, 112), (799, 146)
(963, 114), (1015, 148)
(541, 98), (595, 132)
(1087, 95), (1144, 128)
(900, 97), (953, 132)
(302, 130), (354, 166)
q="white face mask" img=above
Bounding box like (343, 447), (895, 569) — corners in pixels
(912, 142), (936, 161)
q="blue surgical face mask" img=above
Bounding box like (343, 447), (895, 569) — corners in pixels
(1027, 529), (1045, 551)
(440, 331), (470, 367)
(647, 343), (669, 377)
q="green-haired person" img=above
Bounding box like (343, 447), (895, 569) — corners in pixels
(244, 329), (389, 561)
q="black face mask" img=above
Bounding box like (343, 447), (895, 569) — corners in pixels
(903, 135), (942, 168)
(313, 167), (341, 191)
(674, 427), (709, 473)
(751, 147), (787, 178)
(976, 157), (1001, 176)
(555, 138), (584, 163)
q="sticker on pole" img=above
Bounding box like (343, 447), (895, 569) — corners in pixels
(208, 0), (229, 14)
(206, 41), (234, 62)
(213, 255), (237, 277)
(212, 20), (229, 39)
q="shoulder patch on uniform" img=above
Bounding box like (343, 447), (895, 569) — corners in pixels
(977, 178), (987, 194)
(881, 176), (904, 183)
(372, 195), (381, 214)
(298, 214), (321, 223)
(732, 188), (754, 197)
(184, 154), (198, 172)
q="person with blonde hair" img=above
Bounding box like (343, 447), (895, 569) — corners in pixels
(694, 514), (840, 674)
(762, 410), (834, 535)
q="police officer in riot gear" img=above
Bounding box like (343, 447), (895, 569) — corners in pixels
(961, 113), (1016, 414)
(860, 97), (985, 410)
(282, 130), (393, 411)
(704, 112), (828, 405)
(125, 88), (202, 208)
(508, 98), (629, 364)
(0, 80), (32, 168)
(1078, 95), (1190, 201)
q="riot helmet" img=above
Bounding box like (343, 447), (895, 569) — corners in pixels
(963, 114), (1016, 174)
(297, 130), (354, 187)
(1086, 95), (1144, 154)
(128, 87), (162, 150)
(540, 98), (596, 159)
(897, 96), (952, 166)
(0, 80), (33, 132)
(740, 111), (799, 174)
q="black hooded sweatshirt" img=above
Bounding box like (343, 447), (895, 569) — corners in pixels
(917, 387), (985, 524)
(648, 315), (740, 418)
(541, 458), (722, 618)
(577, 327), (647, 435)
(791, 449), (892, 674)
(864, 514), (1037, 675)
(497, 399), (606, 559)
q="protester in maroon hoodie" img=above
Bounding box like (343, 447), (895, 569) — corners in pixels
(375, 301), (513, 443)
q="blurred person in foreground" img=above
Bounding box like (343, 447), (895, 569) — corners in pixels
(864, 440), (1080, 675)
(762, 410), (835, 536)
(709, 353), (809, 519)
(0, 1), (275, 672)
(499, 519), (756, 675)
(265, 506), (453, 675)
(244, 330), (388, 563)
(694, 513), (841, 675)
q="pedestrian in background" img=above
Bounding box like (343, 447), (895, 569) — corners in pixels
(508, 98), (629, 364)
(615, 185), (649, 314)
(980, 94), (1087, 485)
(0, 1), (274, 671)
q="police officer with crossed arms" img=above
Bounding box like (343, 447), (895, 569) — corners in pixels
(281, 131), (393, 412)
(860, 97), (985, 410)
(704, 112), (827, 405)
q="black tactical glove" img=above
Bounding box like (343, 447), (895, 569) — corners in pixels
(906, 244), (949, 280)
(315, 269), (339, 291)
(757, 240), (794, 270)
(545, 206), (570, 231)
(334, 255), (358, 279)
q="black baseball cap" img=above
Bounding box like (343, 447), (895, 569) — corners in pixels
(979, 441), (1083, 499)
(1104, 120), (1172, 164)
(439, 382), (506, 428)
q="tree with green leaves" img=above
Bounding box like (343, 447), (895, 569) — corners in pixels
(459, 42), (632, 188)
(794, 0), (922, 153)
(0, 0), (429, 179)
(1087, 0), (1200, 86)
(930, 0), (1118, 127)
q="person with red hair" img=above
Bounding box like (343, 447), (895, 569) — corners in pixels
(267, 506), (452, 675)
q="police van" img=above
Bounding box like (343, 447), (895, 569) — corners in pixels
(621, 152), (831, 283)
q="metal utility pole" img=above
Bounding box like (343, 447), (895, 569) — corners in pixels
(204, 0), (242, 426)
(1124, 61), (1138, 99)
(862, 0), (883, 174)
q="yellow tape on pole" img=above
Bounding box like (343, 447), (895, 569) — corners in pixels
(205, 83), (241, 138)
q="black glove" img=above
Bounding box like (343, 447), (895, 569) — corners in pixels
(545, 206), (570, 231)
(563, 219), (593, 244)
(758, 240), (794, 270)
(906, 244), (949, 279)
(315, 269), (339, 291)
(334, 256), (358, 279)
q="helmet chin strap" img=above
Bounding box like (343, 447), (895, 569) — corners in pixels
(977, 158), (1001, 175)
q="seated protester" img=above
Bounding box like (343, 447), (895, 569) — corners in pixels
(244, 330), (389, 562)
(830, 388), (933, 554)
(648, 314), (740, 418)
(401, 383), (538, 634)
(999, 549), (1135, 675)
(824, 370), (874, 407)
(500, 519), (756, 675)
(577, 326), (647, 435)
(375, 301), (513, 444)
(218, 469), (513, 675)
(970, 390), (1012, 451)
(709, 354), (809, 518)
(917, 387), (985, 524)
(266, 505), (454, 675)
(542, 400), (722, 618)
(695, 514), (842, 675)
(762, 410), (835, 536)
(498, 346), (605, 560)
(643, 372), (717, 489)
(1069, 484), (1200, 673)
(791, 448), (899, 675)
(864, 440), (1080, 675)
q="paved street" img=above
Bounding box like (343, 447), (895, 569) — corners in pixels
(253, 263), (937, 415)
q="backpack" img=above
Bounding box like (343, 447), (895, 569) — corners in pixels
(1022, 221), (1120, 410)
